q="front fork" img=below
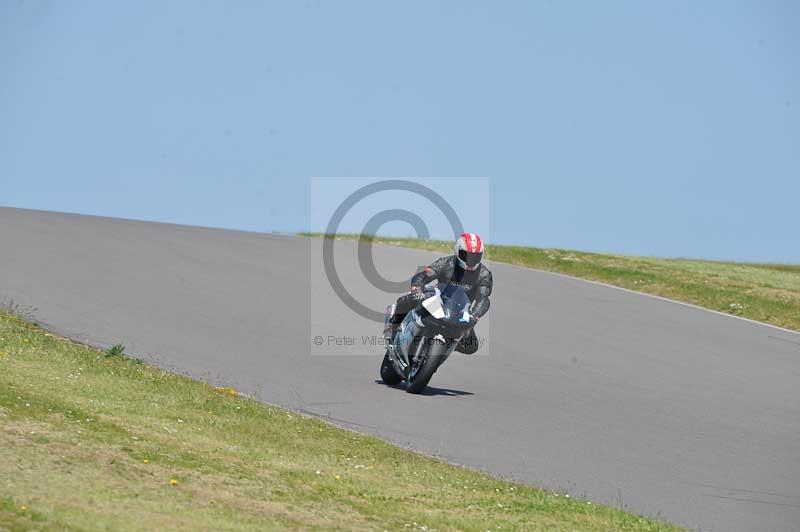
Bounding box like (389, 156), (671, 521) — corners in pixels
(389, 310), (462, 378)
(390, 311), (425, 375)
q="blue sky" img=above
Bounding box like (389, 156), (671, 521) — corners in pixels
(1, 1), (798, 261)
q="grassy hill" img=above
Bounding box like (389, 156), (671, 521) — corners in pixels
(0, 308), (678, 531)
(303, 234), (800, 333)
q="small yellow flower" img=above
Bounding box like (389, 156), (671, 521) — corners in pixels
(23, 339), (30, 343)
(334, 475), (341, 480)
(20, 505), (28, 511)
(170, 478), (178, 486)
(143, 459), (149, 464)
(214, 386), (238, 397)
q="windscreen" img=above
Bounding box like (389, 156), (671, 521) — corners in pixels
(437, 284), (471, 322)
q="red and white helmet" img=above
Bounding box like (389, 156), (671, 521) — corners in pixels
(455, 232), (484, 271)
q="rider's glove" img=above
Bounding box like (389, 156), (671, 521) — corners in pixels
(468, 315), (480, 327)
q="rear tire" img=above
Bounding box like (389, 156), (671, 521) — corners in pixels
(406, 342), (445, 394)
(380, 351), (403, 385)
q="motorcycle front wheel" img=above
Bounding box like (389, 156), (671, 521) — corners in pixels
(406, 340), (446, 394)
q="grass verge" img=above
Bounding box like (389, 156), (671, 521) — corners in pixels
(302, 233), (800, 332)
(0, 310), (678, 531)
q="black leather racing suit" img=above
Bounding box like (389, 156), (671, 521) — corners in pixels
(390, 256), (493, 354)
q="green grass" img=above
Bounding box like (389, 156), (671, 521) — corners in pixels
(0, 311), (679, 531)
(303, 233), (800, 332)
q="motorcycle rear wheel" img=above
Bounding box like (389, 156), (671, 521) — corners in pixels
(380, 350), (403, 385)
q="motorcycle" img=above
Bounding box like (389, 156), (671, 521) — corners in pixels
(380, 283), (474, 394)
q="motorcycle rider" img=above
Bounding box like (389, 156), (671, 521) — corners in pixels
(383, 232), (492, 354)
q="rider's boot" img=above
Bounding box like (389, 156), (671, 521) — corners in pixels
(455, 328), (480, 355)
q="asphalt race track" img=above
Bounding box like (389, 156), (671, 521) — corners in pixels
(2, 207), (799, 531)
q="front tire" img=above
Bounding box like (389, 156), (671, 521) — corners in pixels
(380, 351), (403, 385)
(405, 341), (445, 394)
